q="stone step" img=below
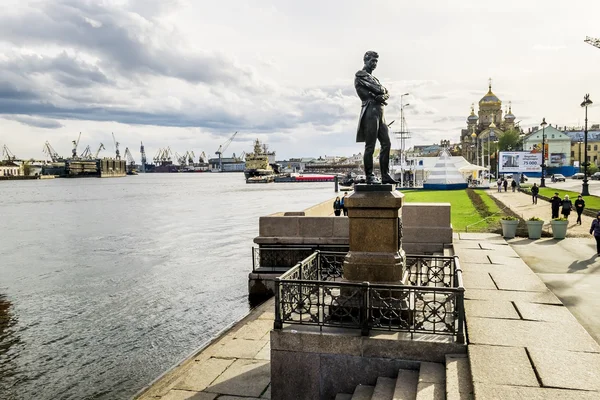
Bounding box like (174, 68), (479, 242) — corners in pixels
(335, 394), (353, 400)
(372, 377), (396, 400)
(393, 369), (419, 400)
(351, 384), (375, 400)
(445, 354), (474, 400)
(416, 362), (446, 400)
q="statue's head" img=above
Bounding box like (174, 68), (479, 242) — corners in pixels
(363, 51), (379, 70)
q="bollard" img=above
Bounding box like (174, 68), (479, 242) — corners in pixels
(334, 175), (339, 192)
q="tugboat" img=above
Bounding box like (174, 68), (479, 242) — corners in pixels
(244, 139), (279, 182)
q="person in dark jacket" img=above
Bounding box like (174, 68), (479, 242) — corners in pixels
(511, 179), (517, 192)
(590, 211), (600, 255)
(333, 196), (342, 216)
(341, 192), (348, 216)
(503, 179), (508, 192)
(550, 192), (561, 219)
(561, 195), (573, 219)
(575, 195), (586, 225)
(531, 183), (539, 204)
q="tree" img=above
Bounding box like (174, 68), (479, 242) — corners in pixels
(498, 128), (522, 151)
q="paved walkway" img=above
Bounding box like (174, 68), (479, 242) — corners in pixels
(488, 188), (594, 237)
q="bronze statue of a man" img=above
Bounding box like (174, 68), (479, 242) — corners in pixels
(355, 51), (398, 184)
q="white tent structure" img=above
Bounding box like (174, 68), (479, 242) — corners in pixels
(423, 150), (468, 190)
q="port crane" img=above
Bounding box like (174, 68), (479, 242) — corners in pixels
(112, 133), (120, 160)
(72, 132), (82, 158)
(140, 142), (147, 172)
(2, 145), (16, 161)
(584, 36), (600, 49)
(199, 151), (207, 163)
(43, 141), (62, 162)
(80, 145), (92, 159)
(95, 143), (105, 158)
(215, 131), (237, 171)
(187, 151), (195, 166)
(124, 147), (136, 173)
(175, 151), (187, 166)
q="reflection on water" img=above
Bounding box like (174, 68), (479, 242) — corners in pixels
(0, 173), (334, 400)
(0, 294), (20, 399)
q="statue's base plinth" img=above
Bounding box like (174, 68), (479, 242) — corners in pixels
(343, 249), (406, 283)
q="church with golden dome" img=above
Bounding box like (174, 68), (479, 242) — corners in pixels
(460, 79), (518, 165)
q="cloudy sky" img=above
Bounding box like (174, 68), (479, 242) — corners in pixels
(1, 0), (599, 162)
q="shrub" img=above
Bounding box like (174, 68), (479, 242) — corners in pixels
(501, 216), (519, 221)
(528, 216), (542, 221)
(552, 217), (568, 221)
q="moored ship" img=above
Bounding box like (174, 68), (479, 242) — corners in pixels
(244, 139), (279, 180)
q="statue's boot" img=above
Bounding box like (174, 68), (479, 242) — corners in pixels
(381, 173), (399, 184)
(365, 174), (378, 184)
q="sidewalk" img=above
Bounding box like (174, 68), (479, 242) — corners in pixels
(488, 188), (594, 237)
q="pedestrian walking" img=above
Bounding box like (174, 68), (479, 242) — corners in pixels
(503, 179), (508, 192)
(497, 178), (502, 193)
(575, 195), (585, 225)
(511, 179), (517, 192)
(590, 212), (600, 256)
(531, 183), (539, 204)
(561, 195), (573, 220)
(333, 196), (342, 216)
(341, 193), (348, 216)
(551, 192), (561, 219)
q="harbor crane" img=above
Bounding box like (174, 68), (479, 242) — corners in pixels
(43, 141), (61, 162)
(112, 133), (120, 160)
(80, 145), (92, 159)
(140, 142), (147, 173)
(215, 131), (237, 172)
(72, 132), (82, 158)
(2, 144), (16, 161)
(124, 147), (136, 173)
(187, 151), (195, 166)
(95, 143), (105, 158)
(199, 151), (207, 163)
(584, 36), (600, 49)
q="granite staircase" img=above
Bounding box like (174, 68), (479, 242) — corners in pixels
(334, 354), (473, 400)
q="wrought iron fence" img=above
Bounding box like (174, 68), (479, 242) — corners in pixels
(252, 246), (348, 273)
(274, 251), (465, 343)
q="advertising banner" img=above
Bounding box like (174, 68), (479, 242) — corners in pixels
(499, 151), (542, 173)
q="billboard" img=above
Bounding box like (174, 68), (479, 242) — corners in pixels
(499, 151), (542, 173)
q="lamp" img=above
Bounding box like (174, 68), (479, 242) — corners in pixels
(471, 130), (477, 165)
(581, 94), (593, 196)
(540, 118), (547, 188)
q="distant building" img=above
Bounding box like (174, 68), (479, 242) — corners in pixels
(459, 80), (518, 166)
(563, 129), (600, 167)
(523, 125), (572, 169)
(0, 161), (21, 176)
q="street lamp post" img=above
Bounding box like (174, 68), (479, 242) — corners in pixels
(540, 118), (547, 188)
(581, 94), (593, 196)
(471, 129), (477, 165)
(578, 137), (583, 173)
(399, 93), (410, 188)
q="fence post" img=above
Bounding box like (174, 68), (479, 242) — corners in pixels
(274, 278), (282, 330)
(456, 287), (465, 344)
(361, 282), (370, 336)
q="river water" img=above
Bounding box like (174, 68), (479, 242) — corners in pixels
(0, 173), (335, 400)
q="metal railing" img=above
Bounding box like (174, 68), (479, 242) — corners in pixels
(252, 246), (348, 273)
(274, 251), (465, 343)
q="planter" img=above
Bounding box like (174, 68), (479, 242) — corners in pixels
(500, 220), (519, 239)
(550, 220), (568, 240)
(526, 220), (544, 239)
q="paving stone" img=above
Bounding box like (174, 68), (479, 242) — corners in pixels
(474, 383), (600, 399)
(452, 242), (483, 250)
(455, 252), (491, 264)
(255, 341), (270, 360)
(461, 271), (497, 290)
(445, 354), (473, 400)
(261, 384), (271, 399)
(257, 310), (275, 320)
(205, 359), (270, 397)
(487, 255), (531, 265)
(468, 345), (538, 387)
(460, 262), (532, 275)
(234, 319), (274, 340)
(161, 390), (217, 400)
(173, 358), (235, 392)
(457, 233), (503, 241)
(211, 338), (268, 359)
(217, 397), (262, 400)
(489, 271), (548, 292)
(514, 302), (579, 323)
(528, 348), (600, 391)
(464, 288), (561, 304)
(465, 300), (519, 319)
(467, 317), (600, 352)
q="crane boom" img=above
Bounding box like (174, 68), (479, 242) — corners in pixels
(584, 36), (600, 49)
(140, 141), (147, 173)
(43, 141), (61, 162)
(2, 145), (16, 161)
(215, 131), (238, 171)
(72, 132), (82, 158)
(95, 143), (105, 158)
(112, 132), (120, 160)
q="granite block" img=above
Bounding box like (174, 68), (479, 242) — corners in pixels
(161, 390), (217, 400)
(464, 289), (561, 304)
(173, 358), (235, 392)
(465, 300), (520, 319)
(270, 350), (319, 400)
(469, 345), (538, 387)
(514, 302), (579, 323)
(489, 271), (548, 292)
(461, 271), (497, 290)
(270, 328), (362, 357)
(528, 348), (600, 391)
(206, 359), (270, 398)
(233, 319), (273, 340)
(418, 362), (445, 383)
(474, 383), (600, 399)
(467, 317), (600, 352)
(210, 338), (268, 359)
(445, 354), (474, 400)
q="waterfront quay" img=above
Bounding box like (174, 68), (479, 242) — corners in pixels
(136, 189), (600, 400)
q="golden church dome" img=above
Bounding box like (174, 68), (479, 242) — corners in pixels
(479, 80), (501, 106)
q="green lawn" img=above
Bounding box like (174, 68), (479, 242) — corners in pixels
(400, 189), (501, 232)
